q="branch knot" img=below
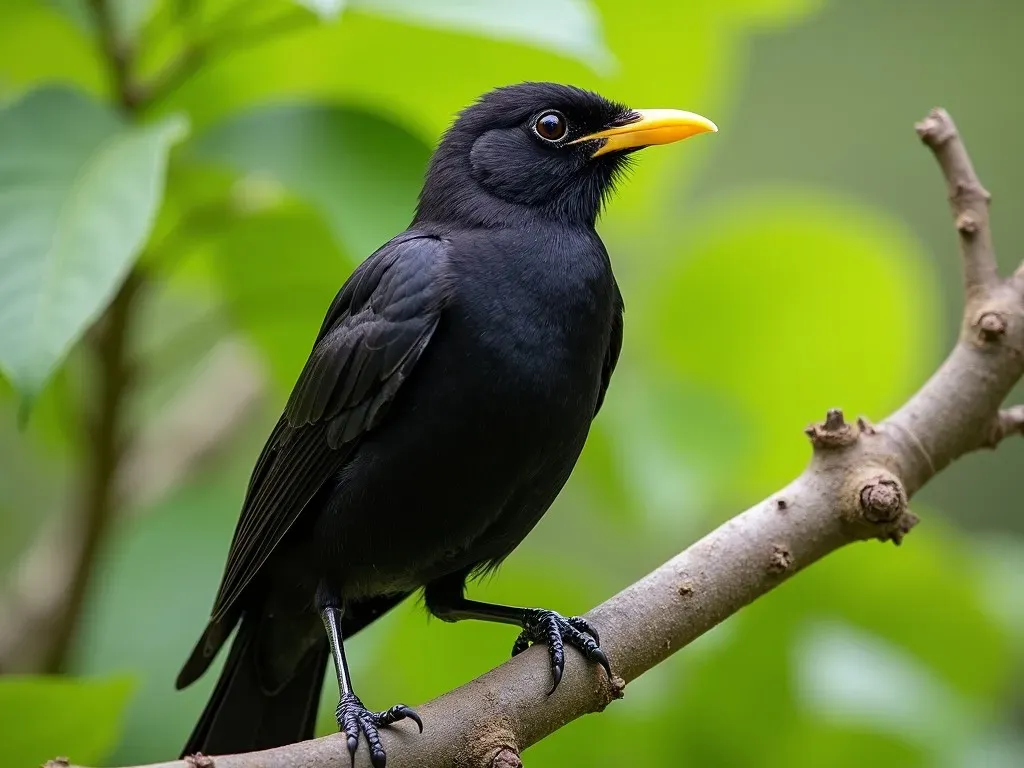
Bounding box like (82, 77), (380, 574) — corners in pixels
(491, 748), (523, 768)
(952, 180), (991, 205)
(956, 211), (980, 235)
(768, 543), (793, 573)
(976, 311), (1007, 341)
(859, 476), (906, 524)
(915, 109), (956, 147)
(805, 408), (857, 449)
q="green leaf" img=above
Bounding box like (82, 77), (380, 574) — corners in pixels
(0, 674), (135, 766)
(297, 0), (347, 18)
(0, 87), (186, 398)
(190, 103), (431, 257)
(349, 0), (613, 72)
(294, 0), (610, 68)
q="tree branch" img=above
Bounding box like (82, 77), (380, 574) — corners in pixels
(87, 0), (142, 112)
(982, 405), (1024, 449)
(42, 271), (144, 672)
(915, 108), (998, 301)
(54, 109), (1024, 768)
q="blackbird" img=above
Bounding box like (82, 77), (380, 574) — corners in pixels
(177, 82), (715, 766)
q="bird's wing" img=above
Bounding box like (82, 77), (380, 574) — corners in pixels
(594, 280), (623, 416)
(208, 233), (451, 622)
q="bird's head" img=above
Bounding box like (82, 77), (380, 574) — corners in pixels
(415, 82), (717, 229)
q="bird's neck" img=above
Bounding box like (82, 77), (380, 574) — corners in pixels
(413, 144), (602, 230)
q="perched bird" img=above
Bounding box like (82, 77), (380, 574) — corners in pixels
(177, 82), (716, 766)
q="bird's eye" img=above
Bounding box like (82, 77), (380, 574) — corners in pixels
(534, 111), (568, 142)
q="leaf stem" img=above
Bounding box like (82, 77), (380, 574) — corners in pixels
(87, 0), (142, 112)
(139, 6), (317, 110)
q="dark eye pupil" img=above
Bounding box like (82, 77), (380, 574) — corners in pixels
(536, 112), (566, 141)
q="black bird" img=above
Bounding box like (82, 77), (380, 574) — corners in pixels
(177, 82), (715, 766)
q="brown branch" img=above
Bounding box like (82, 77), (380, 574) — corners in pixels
(981, 405), (1024, 449)
(915, 108), (998, 301)
(0, 518), (78, 673)
(54, 110), (1024, 767)
(87, 0), (142, 112)
(41, 271), (144, 672)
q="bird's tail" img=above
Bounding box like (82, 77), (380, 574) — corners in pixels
(179, 611), (329, 758)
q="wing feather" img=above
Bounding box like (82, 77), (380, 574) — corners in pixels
(594, 280), (623, 417)
(206, 233), (450, 622)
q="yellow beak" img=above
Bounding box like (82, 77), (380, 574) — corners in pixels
(570, 109), (718, 158)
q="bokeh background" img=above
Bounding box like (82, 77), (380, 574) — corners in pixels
(2, 0), (1023, 766)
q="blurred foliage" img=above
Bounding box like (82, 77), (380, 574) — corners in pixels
(0, 674), (135, 767)
(0, 87), (185, 400)
(0, 0), (1022, 767)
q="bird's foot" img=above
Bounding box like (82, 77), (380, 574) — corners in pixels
(511, 609), (611, 693)
(336, 691), (422, 768)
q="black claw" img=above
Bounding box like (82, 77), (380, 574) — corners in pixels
(335, 692), (421, 768)
(548, 659), (563, 695)
(518, 609), (613, 693)
(365, 728), (384, 768)
(511, 632), (530, 657)
(590, 646), (612, 678)
(548, 641), (565, 695)
(347, 734), (358, 765)
(399, 705), (424, 733)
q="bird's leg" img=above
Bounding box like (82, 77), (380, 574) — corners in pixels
(320, 604), (422, 768)
(424, 578), (611, 694)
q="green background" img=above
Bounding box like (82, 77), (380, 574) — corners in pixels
(1, 0), (1022, 766)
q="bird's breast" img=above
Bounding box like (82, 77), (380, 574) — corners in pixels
(308, 228), (618, 596)
(446, 227), (614, 409)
